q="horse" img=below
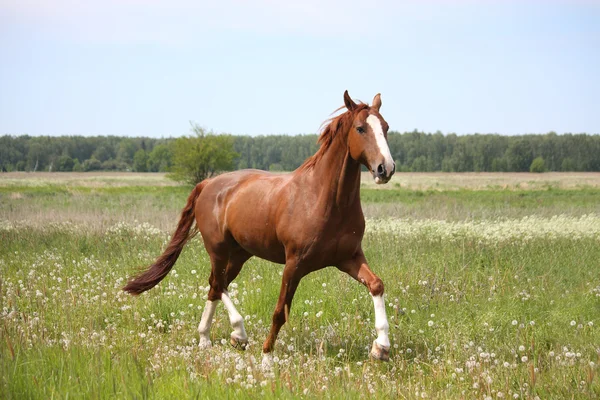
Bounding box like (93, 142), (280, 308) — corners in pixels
(123, 91), (396, 367)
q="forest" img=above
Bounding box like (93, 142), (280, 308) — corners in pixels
(1, 131), (599, 173)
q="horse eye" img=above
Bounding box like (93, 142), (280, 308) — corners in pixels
(356, 126), (365, 134)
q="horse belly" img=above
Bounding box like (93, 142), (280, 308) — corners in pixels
(237, 236), (286, 264)
(226, 199), (287, 264)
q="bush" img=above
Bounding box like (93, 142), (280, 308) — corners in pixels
(168, 124), (238, 185)
(530, 157), (546, 173)
(82, 158), (102, 171)
(57, 155), (74, 171)
(101, 159), (129, 171)
(72, 159), (83, 172)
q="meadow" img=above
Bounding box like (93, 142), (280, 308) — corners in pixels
(1, 172), (599, 399)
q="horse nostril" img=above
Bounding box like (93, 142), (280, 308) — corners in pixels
(377, 164), (386, 177)
(391, 163), (396, 175)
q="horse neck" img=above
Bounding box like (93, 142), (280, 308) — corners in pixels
(309, 133), (362, 210)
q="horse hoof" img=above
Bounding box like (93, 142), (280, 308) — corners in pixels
(230, 335), (248, 350)
(370, 340), (390, 361)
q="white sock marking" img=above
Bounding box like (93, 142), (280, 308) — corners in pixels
(366, 114), (394, 177)
(221, 290), (247, 341)
(371, 294), (390, 349)
(198, 300), (217, 348)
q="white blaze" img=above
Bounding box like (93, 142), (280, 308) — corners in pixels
(366, 114), (394, 180)
(371, 294), (390, 348)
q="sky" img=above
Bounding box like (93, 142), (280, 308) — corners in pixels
(0, 0), (599, 137)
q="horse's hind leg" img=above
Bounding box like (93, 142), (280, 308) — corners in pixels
(198, 299), (218, 348)
(197, 252), (226, 348)
(223, 248), (252, 349)
(197, 248), (251, 349)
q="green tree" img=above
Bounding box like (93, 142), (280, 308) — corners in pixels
(72, 158), (82, 172)
(92, 144), (113, 162)
(133, 149), (148, 172)
(168, 125), (238, 185)
(411, 156), (428, 172)
(27, 141), (48, 171)
(116, 139), (137, 164)
(530, 157), (546, 173)
(82, 158), (102, 171)
(561, 157), (576, 172)
(147, 144), (172, 172)
(57, 155), (74, 171)
(506, 140), (533, 172)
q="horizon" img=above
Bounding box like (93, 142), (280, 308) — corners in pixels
(3, 129), (599, 140)
(1, 1), (599, 137)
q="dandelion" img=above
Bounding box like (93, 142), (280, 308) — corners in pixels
(521, 356), (528, 363)
(316, 311), (323, 318)
(428, 321), (434, 327)
(512, 320), (518, 326)
(570, 320), (576, 326)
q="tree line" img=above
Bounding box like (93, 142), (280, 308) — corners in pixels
(1, 131), (599, 174)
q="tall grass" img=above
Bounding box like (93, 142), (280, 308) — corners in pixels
(1, 173), (599, 398)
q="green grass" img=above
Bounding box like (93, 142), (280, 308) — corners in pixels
(2, 184), (600, 227)
(1, 173), (599, 398)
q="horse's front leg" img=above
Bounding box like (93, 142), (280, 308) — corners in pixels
(337, 250), (390, 361)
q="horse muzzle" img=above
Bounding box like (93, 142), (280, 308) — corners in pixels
(373, 161), (395, 184)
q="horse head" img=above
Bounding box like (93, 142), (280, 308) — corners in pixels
(344, 90), (395, 184)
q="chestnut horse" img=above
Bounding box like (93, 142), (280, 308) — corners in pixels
(124, 91), (396, 367)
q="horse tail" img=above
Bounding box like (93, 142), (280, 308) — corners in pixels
(123, 181), (205, 295)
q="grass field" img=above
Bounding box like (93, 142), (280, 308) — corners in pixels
(1, 172), (599, 399)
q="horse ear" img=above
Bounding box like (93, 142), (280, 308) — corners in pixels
(343, 90), (357, 112)
(372, 93), (382, 112)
